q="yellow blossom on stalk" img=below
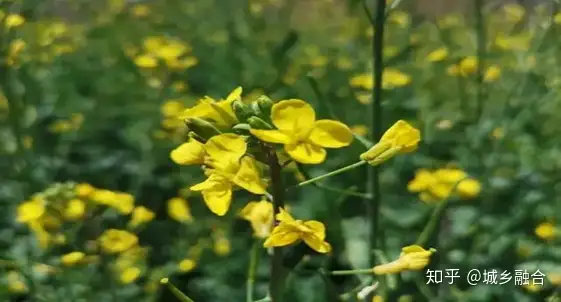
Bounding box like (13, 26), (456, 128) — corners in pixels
(7, 271), (27, 294)
(459, 57), (478, 76)
(134, 54), (158, 68)
(264, 209), (331, 253)
(213, 236), (231, 256)
(350, 69), (411, 90)
(64, 199), (86, 221)
(170, 138), (205, 165)
(190, 134), (267, 216)
(408, 168), (481, 202)
(373, 245), (435, 275)
(60, 251), (85, 266)
(484, 65), (501, 83)
(4, 14), (25, 28)
(75, 183), (95, 197)
(17, 198), (46, 223)
(98, 229), (138, 254)
(120, 267), (142, 284)
(250, 99), (353, 164)
(167, 197), (193, 223)
(426, 47), (448, 62)
(181, 87), (241, 128)
(535, 222), (556, 241)
(240, 199), (274, 238)
(178, 258), (197, 273)
(360, 120), (420, 166)
(129, 206), (155, 228)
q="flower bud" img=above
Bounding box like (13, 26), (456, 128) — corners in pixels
(185, 117), (221, 140)
(247, 116), (273, 130)
(250, 102), (262, 117)
(232, 100), (253, 122)
(256, 95), (273, 117)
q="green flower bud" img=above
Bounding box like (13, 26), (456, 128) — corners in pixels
(231, 101), (253, 122)
(250, 102), (262, 117)
(185, 117), (221, 140)
(256, 95), (274, 117)
(247, 116), (273, 130)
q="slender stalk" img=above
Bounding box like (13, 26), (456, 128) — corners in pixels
(267, 147), (286, 302)
(330, 268), (374, 276)
(474, 0), (485, 122)
(161, 278), (196, 302)
(294, 161), (367, 188)
(247, 241), (260, 302)
(369, 0), (387, 266)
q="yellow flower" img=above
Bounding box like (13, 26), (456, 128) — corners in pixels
(75, 183), (95, 197)
(484, 65), (501, 83)
(523, 283), (542, 293)
(213, 237), (231, 256)
(98, 229), (138, 254)
(548, 273), (561, 285)
(555, 12), (561, 24)
(64, 199), (86, 221)
(373, 245), (435, 275)
(114, 192), (135, 214)
(351, 125), (368, 136)
(181, 87), (241, 128)
(240, 200), (274, 238)
(535, 222), (556, 241)
(409, 168), (481, 202)
(178, 258), (197, 273)
(426, 47), (448, 62)
(134, 54), (158, 68)
(170, 138), (205, 165)
(495, 32), (532, 51)
(190, 134), (267, 216)
(129, 206), (155, 228)
(5, 14), (25, 28)
(250, 99), (353, 164)
(60, 251), (85, 266)
(360, 120), (420, 166)
(161, 100), (184, 117)
(17, 199), (46, 223)
(459, 57), (478, 76)
(167, 197), (193, 223)
(120, 267), (142, 284)
(503, 3), (525, 23)
(131, 4), (151, 17)
(350, 70), (411, 90)
(264, 209), (331, 253)
(7, 271), (27, 294)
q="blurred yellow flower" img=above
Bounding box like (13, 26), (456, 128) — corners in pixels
(459, 57), (478, 76)
(408, 168), (481, 202)
(99, 229), (138, 254)
(17, 199), (46, 223)
(167, 197), (193, 223)
(134, 54), (158, 68)
(555, 12), (561, 24)
(373, 245), (435, 275)
(191, 134), (267, 215)
(503, 3), (525, 23)
(264, 209), (331, 253)
(250, 99), (353, 164)
(161, 100), (184, 117)
(360, 120), (420, 166)
(426, 47), (448, 62)
(120, 267), (142, 284)
(75, 183), (95, 197)
(131, 4), (151, 17)
(522, 282), (542, 293)
(351, 125), (368, 136)
(64, 199), (86, 221)
(60, 251), (85, 266)
(484, 65), (501, 83)
(495, 32), (532, 51)
(129, 206), (155, 228)
(350, 69), (411, 90)
(5, 14), (25, 28)
(240, 199), (274, 238)
(7, 271), (27, 294)
(213, 237), (231, 256)
(548, 273), (561, 285)
(388, 11), (410, 28)
(170, 138), (205, 165)
(535, 222), (556, 241)
(178, 258), (197, 273)
(491, 127), (505, 139)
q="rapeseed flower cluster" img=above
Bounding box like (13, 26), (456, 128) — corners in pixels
(408, 168), (481, 203)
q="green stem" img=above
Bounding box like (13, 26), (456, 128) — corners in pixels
(474, 0), (485, 123)
(330, 268), (374, 276)
(161, 278), (196, 302)
(267, 147), (286, 302)
(415, 178), (469, 246)
(369, 0), (386, 268)
(294, 161), (366, 188)
(247, 241), (260, 302)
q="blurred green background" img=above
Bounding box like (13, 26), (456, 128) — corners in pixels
(1, 0), (561, 301)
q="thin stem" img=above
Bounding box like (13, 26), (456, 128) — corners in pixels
(161, 278), (196, 302)
(267, 147), (286, 302)
(247, 241), (260, 302)
(369, 0), (387, 267)
(330, 268), (374, 276)
(415, 178), (469, 246)
(474, 0), (485, 122)
(293, 161), (367, 189)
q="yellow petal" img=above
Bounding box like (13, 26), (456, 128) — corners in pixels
(271, 99), (315, 132)
(192, 175), (233, 216)
(170, 139), (205, 165)
(380, 120), (421, 151)
(225, 86), (243, 102)
(190, 173), (224, 191)
(263, 225), (300, 248)
(303, 220), (327, 240)
(249, 129), (291, 144)
(309, 120), (353, 148)
(204, 133), (247, 163)
(232, 156), (267, 194)
(285, 142), (326, 164)
(240, 202), (258, 219)
(302, 233), (332, 253)
(276, 208), (295, 222)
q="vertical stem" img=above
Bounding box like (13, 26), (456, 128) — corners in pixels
(267, 147), (285, 302)
(247, 241), (260, 302)
(369, 0), (386, 263)
(474, 0), (485, 122)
